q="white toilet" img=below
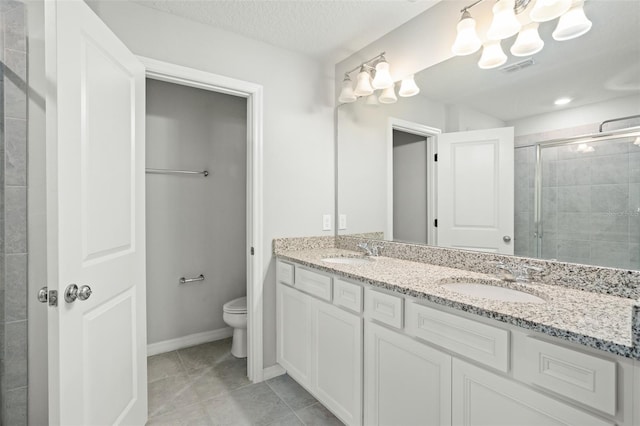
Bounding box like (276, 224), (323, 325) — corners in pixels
(223, 296), (247, 358)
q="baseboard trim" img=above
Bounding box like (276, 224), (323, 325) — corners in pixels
(147, 327), (234, 356)
(262, 363), (286, 381)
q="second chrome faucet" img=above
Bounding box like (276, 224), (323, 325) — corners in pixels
(357, 242), (383, 257)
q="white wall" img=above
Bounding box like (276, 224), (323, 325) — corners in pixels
(145, 79), (247, 344)
(508, 95), (640, 137)
(89, 1), (334, 367)
(446, 104), (506, 133)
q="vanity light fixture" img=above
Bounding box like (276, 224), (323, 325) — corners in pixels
(338, 52), (419, 105)
(452, 0), (592, 70)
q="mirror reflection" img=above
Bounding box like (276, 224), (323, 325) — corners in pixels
(336, 0), (640, 270)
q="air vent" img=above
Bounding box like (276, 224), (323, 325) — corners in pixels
(500, 58), (536, 73)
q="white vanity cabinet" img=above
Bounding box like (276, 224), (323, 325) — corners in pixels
(365, 321), (451, 426)
(276, 261), (363, 426)
(276, 259), (637, 426)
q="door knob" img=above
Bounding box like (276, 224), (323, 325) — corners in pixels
(65, 284), (93, 303)
(503, 235), (512, 243)
(38, 287), (48, 303)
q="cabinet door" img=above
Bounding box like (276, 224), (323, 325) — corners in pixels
(452, 359), (614, 426)
(277, 283), (313, 388)
(313, 301), (363, 426)
(365, 322), (452, 426)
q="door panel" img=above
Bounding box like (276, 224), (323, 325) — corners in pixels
(45, 0), (147, 424)
(437, 127), (514, 254)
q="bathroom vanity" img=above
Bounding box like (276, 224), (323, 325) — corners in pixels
(274, 238), (640, 426)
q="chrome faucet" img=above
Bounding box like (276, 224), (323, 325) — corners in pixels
(357, 242), (383, 257)
(494, 262), (544, 283)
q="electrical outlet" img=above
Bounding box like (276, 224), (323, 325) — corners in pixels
(339, 214), (347, 230)
(322, 214), (332, 231)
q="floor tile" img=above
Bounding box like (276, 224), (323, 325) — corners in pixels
(148, 374), (200, 417)
(202, 382), (293, 425)
(178, 338), (235, 372)
(189, 357), (251, 401)
(265, 413), (304, 426)
(295, 403), (344, 426)
(266, 374), (317, 411)
(148, 351), (186, 383)
(146, 402), (212, 426)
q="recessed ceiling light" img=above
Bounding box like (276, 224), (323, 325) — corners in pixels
(554, 97), (572, 106)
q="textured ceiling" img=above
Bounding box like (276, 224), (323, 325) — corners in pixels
(129, 0), (441, 62)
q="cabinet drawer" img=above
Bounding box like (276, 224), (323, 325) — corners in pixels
(276, 260), (295, 285)
(405, 301), (509, 372)
(334, 279), (363, 313)
(295, 267), (332, 301)
(519, 337), (617, 416)
(365, 289), (403, 329)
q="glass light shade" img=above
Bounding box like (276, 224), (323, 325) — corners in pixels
(354, 69), (374, 97)
(510, 23), (544, 56)
(487, 0), (521, 40)
(372, 61), (393, 89)
(478, 41), (508, 69)
(378, 85), (397, 104)
(452, 11), (482, 56)
(399, 75), (420, 97)
(634, 136), (640, 146)
(338, 77), (357, 103)
(530, 0), (572, 22)
(552, 1), (592, 41)
(365, 94), (380, 106)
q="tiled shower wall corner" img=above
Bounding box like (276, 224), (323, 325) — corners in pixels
(1, 1), (29, 425)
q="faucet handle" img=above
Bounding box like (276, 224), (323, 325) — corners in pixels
(521, 264), (544, 273)
(357, 242), (373, 256)
(370, 245), (383, 257)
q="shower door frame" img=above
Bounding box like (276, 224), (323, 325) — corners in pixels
(138, 56), (265, 382)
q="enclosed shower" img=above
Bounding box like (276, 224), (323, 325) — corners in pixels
(514, 119), (640, 270)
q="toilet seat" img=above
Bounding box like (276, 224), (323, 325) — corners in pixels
(223, 296), (247, 314)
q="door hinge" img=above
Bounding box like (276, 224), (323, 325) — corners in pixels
(434, 153), (438, 162)
(250, 247), (255, 255)
(434, 219), (438, 228)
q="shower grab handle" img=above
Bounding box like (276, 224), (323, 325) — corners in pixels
(180, 274), (205, 284)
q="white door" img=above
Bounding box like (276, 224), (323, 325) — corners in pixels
(437, 127), (514, 254)
(313, 301), (363, 426)
(365, 322), (452, 426)
(452, 359), (614, 426)
(45, 0), (147, 424)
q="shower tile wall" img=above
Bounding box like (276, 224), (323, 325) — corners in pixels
(515, 137), (640, 270)
(1, 1), (28, 425)
(514, 146), (536, 258)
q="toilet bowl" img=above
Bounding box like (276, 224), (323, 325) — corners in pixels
(223, 296), (247, 358)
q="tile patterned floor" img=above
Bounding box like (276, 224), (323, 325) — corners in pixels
(146, 338), (344, 426)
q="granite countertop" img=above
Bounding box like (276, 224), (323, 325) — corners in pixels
(276, 247), (640, 359)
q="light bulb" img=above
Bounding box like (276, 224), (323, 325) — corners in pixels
(372, 60), (393, 89)
(354, 67), (374, 97)
(552, 1), (592, 41)
(510, 22), (544, 56)
(478, 41), (508, 70)
(634, 137), (640, 146)
(365, 94), (380, 106)
(530, 0), (572, 22)
(399, 75), (420, 97)
(452, 10), (482, 56)
(554, 97), (572, 105)
(487, 0), (521, 40)
(379, 85), (397, 104)
(338, 74), (357, 103)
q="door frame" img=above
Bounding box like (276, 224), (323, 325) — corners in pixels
(386, 118), (441, 244)
(139, 57), (265, 382)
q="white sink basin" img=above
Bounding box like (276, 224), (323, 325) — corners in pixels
(443, 283), (545, 304)
(322, 257), (374, 265)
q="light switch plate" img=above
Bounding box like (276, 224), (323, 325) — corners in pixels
(339, 214), (347, 230)
(322, 214), (332, 231)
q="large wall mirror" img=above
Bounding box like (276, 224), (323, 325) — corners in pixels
(336, 0), (640, 270)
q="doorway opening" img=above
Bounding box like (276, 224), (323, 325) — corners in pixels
(140, 57), (264, 382)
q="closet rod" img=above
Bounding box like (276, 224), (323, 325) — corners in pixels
(145, 168), (209, 177)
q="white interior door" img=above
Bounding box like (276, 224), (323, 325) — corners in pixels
(45, 0), (147, 424)
(436, 127), (514, 254)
